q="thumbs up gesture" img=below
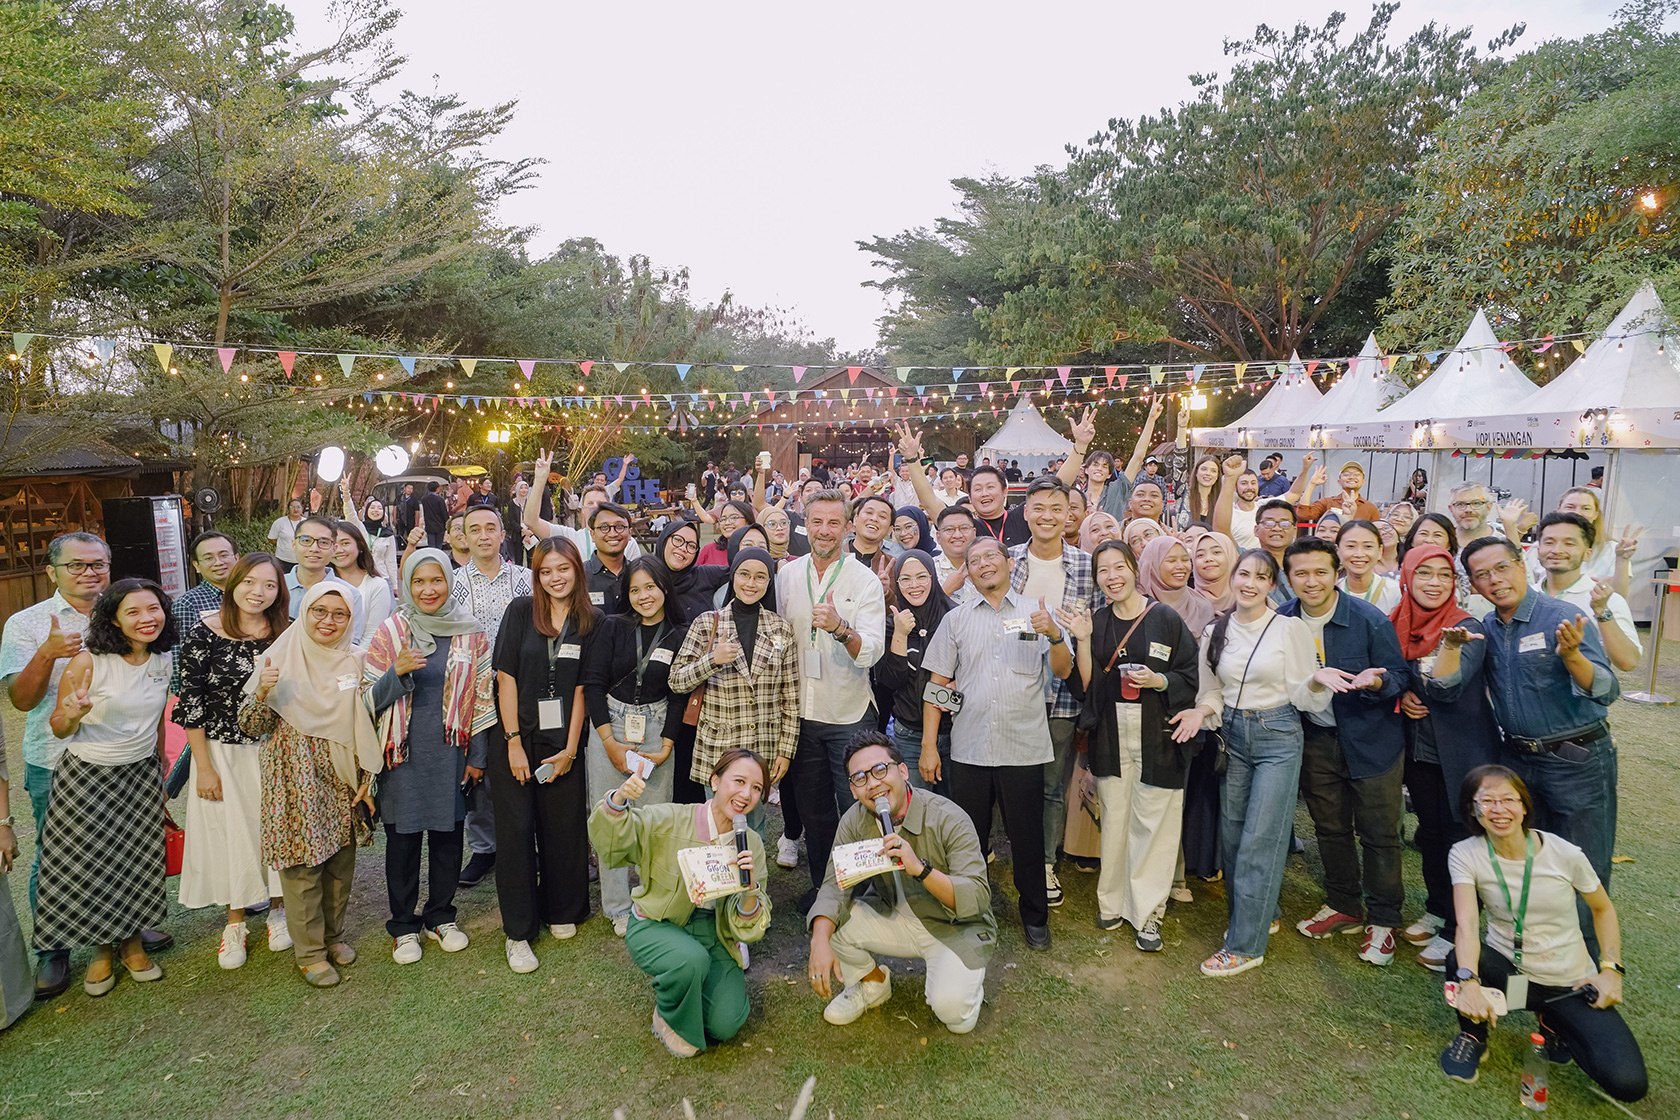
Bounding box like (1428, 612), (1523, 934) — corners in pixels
(811, 588), (842, 635)
(41, 614), (82, 661)
(255, 655), (280, 701)
(1030, 596), (1059, 638)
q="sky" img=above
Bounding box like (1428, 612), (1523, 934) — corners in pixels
(288, 0), (1613, 354)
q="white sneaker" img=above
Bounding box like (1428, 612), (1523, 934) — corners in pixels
(1171, 885), (1194, 904)
(823, 967), (893, 1025)
(505, 938), (539, 974)
(427, 922), (469, 952)
(652, 1009), (699, 1057)
(612, 914), (629, 938)
(1402, 913), (1445, 946)
(1417, 934), (1453, 972)
(549, 923), (577, 941)
(1045, 865), (1064, 908)
(776, 835), (799, 869)
(266, 908), (292, 952)
(392, 933), (423, 964)
(1359, 925), (1397, 966)
(218, 922), (248, 970)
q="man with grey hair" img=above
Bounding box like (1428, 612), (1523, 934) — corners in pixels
(1446, 481), (1501, 542)
(0, 533), (173, 998)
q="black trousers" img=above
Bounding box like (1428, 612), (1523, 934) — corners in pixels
(488, 737), (590, 941)
(669, 723), (705, 805)
(1445, 943), (1647, 1103)
(949, 760), (1048, 929)
(384, 824), (463, 938)
(1405, 753), (1465, 938)
(1298, 722), (1405, 927)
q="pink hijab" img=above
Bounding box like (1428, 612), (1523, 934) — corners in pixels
(1192, 531), (1239, 615)
(1137, 535), (1215, 635)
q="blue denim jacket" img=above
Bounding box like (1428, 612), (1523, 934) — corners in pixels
(1481, 589), (1618, 740)
(1277, 592), (1411, 779)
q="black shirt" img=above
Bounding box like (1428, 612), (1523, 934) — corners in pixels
(492, 597), (601, 747)
(974, 507), (1030, 548)
(581, 615), (690, 741)
(584, 554), (627, 615)
(420, 492), (449, 546)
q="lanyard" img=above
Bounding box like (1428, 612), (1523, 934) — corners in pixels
(1484, 831), (1535, 967)
(976, 513), (1006, 541)
(545, 617), (572, 699)
(805, 558), (844, 642)
(631, 622), (668, 693)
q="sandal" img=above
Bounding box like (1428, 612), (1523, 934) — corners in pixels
(300, 961), (341, 988)
(328, 942), (356, 966)
(84, 946), (117, 997)
(120, 937), (163, 982)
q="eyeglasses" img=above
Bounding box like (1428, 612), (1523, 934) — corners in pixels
(847, 761), (894, 787)
(1449, 500), (1490, 511)
(1257, 518), (1294, 529)
(1474, 796), (1522, 812)
(1471, 559), (1523, 580)
(295, 535), (333, 548)
(666, 538), (698, 553)
(594, 523), (630, 536)
(54, 560), (109, 575)
(307, 606), (353, 624)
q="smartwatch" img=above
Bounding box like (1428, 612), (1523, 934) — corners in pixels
(1453, 967), (1478, 984)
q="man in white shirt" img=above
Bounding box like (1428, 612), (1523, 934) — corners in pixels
(889, 462), (919, 511)
(934, 468), (968, 508)
(451, 506), (534, 887)
(1216, 454), (1315, 551)
(933, 506), (976, 603)
(1533, 511), (1642, 672)
(776, 490), (887, 905)
(522, 450), (643, 564)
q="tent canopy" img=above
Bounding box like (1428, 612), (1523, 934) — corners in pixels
(1300, 334), (1408, 425)
(1224, 350), (1323, 430)
(1363, 309), (1535, 422)
(1517, 280), (1680, 412)
(976, 398), (1074, 463)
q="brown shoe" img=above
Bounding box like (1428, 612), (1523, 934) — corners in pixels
(300, 961), (341, 988)
(328, 942), (356, 966)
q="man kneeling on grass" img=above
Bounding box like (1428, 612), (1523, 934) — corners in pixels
(805, 731), (996, 1034)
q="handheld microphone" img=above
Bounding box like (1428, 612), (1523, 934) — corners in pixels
(874, 795), (906, 904)
(733, 813), (751, 887)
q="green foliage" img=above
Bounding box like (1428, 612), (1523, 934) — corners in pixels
(1382, 0), (1680, 352)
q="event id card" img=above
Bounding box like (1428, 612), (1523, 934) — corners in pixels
(1003, 616), (1036, 637)
(538, 698), (565, 730)
(336, 673), (358, 692)
(623, 710), (647, 743)
(803, 635), (823, 679)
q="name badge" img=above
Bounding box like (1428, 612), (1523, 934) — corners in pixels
(1518, 633), (1547, 654)
(589, 592), (604, 605)
(558, 643), (581, 659)
(336, 673), (358, 692)
(1148, 642), (1172, 662)
(802, 638), (823, 679)
(794, 525), (808, 535)
(538, 697), (565, 730)
(650, 647), (674, 665)
(1003, 616), (1036, 637)
(623, 710), (647, 744)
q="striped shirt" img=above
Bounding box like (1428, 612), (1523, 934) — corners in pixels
(1008, 541), (1097, 720)
(921, 589), (1055, 767)
(169, 580), (223, 694)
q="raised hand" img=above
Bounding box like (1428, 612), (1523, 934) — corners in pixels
(256, 655), (280, 699)
(1310, 466), (1328, 487)
(1054, 605), (1093, 641)
(893, 421), (924, 461)
(1068, 407), (1097, 449)
(1555, 615), (1587, 657)
(1615, 524), (1643, 558)
(617, 773), (647, 803)
(1441, 626), (1483, 649)
(811, 589), (842, 634)
(1222, 454), (1245, 477)
(1030, 596), (1058, 638)
(711, 635), (743, 665)
(1590, 578), (1613, 615)
(41, 614), (82, 662)
(892, 608), (916, 638)
(1146, 396), (1165, 421)
(393, 647), (427, 676)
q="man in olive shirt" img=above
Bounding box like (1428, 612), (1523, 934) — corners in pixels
(807, 732), (995, 1034)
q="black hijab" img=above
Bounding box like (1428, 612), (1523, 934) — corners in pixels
(656, 518), (726, 621)
(891, 549), (952, 647)
(725, 546), (776, 664)
(727, 524), (771, 566)
(894, 505), (938, 556)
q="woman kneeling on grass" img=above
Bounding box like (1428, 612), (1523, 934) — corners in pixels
(587, 748), (771, 1058)
(1438, 765), (1646, 1103)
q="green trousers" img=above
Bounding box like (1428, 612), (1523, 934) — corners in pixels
(625, 909), (749, 1051)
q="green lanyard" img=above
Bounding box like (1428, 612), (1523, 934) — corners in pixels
(805, 557), (844, 642)
(1484, 831), (1536, 967)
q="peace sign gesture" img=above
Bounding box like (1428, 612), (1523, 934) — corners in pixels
(893, 421), (924, 462)
(1068, 407), (1097, 450)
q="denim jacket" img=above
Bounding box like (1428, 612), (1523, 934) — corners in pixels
(1277, 592), (1411, 779)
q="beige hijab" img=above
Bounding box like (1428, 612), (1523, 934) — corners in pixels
(244, 582), (381, 787)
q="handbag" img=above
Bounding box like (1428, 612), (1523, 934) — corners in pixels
(1208, 614), (1275, 776)
(681, 613), (719, 726)
(163, 811), (185, 877)
(1075, 604), (1153, 732)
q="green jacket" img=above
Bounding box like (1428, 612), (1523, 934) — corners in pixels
(587, 799), (770, 965)
(807, 789), (998, 970)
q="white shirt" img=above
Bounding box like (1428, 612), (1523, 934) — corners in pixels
(935, 488), (968, 507)
(1449, 830), (1599, 987)
(268, 515), (300, 563)
(1230, 503), (1259, 550)
(0, 591), (91, 769)
(1537, 571), (1642, 658)
(1195, 610), (1329, 718)
(452, 560), (533, 648)
(67, 651), (171, 766)
(341, 571), (395, 636)
(1339, 574), (1402, 614)
(775, 554), (886, 724)
(1022, 550), (1066, 610)
(934, 553), (974, 604)
(890, 479), (919, 510)
(1297, 606), (1336, 727)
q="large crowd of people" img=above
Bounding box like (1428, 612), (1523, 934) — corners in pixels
(0, 419), (1651, 1104)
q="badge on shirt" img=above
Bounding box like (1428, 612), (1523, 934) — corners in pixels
(1003, 616), (1036, 637)
(623, 710), (647, 744)
(1148, 641), (1172, 662)
(589, 591), (604, 606)
(557, 643), (581, 659)
(1518, 633), (1548, 654)
(650, 647), (674, 665)
(538, 697), (565, 729)
(335, 673), (358, 692)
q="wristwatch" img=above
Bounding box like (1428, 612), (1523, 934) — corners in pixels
(914, 862), (935, 882)
(1453, 966), (1478, 984)
(1597, 607), (1614, 622)
(1601, 960), (1626, 976)
(0, 816), (12, 828)
(502, 728), (521, 742)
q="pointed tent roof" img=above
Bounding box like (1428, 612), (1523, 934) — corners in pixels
(976, 397), (1074, 458)
(1298, 334), (1408, 425)
(1516, 281), (1680, 412)
(1221, 351), (1323, 430)
(1363, 309), (1534, 422)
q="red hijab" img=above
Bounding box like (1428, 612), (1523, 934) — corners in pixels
(1388, 544), (1471, 660)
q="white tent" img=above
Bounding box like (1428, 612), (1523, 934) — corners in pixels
(1357, 309), (1535, 423)
(1191, 351), (1323, 448)
(1515, 280), (1680, 413)
(1303, 334), (1409, 424)
(976, 398), (1073, 474)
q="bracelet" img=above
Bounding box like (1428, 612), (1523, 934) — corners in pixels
(503, 728), (521, 742)
(1601, 960), (1626, 976)
(606, 790), (629, 811)
(0, 816), (12, 828)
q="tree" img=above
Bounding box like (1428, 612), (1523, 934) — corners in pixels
(1382, 0), (1680, 353)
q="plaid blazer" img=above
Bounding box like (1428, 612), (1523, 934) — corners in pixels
(668, 607), (801, 782)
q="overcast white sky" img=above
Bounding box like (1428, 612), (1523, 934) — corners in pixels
(289, 0), (1612, 353)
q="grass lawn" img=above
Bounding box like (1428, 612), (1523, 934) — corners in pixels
(2, 647), (1676, 1120)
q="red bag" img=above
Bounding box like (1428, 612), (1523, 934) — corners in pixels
(163, 812), (185, 877)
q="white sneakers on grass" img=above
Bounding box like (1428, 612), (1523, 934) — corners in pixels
(549, 923), (577, 940)
(823, 967), (892, 1025)
(428, 923), (469, 952)
(392, 933), (423, 964)
(218, 922), (248, 970)
(506, 938), (539, 973)
(266, 908), (292, 952)
(776, 835), (800, 869)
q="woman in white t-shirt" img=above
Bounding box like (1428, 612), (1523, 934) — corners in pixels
(1335, 519), (1401, 613)
(268, 498), (305, 570)
(1437, 765), (1646, 1103)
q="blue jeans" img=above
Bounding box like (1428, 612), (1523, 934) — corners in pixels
(1042, 717), (1077, 863)
(1219, 705), (1303, 959)
(792, 714), (879, 891)
(893, 720), (951, 797)
(24, 763), (68, 964)
(1504, 729), (1616, 959)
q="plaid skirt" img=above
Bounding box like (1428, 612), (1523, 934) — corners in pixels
(33, 752), (168, 951)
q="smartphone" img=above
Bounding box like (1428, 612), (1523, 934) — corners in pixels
(534, 762), (555, 783)
(686, 483), (697, 500)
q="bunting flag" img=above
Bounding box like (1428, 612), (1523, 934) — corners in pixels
(153, 343), (173, 372)
(1116, 374), (1129, 390)
(732, 365), (746, 372)
(94, 339), (116, 362)
(517, 359), (536, 380)
(1081, 376), (1092, 390)
(578, 360), (593, 377)
(1189, 364), (1205, 383)
(11, 332), (33, 354)
(279, 351), (296, 377)
(792, 365), (807, 383)
(1148, 366), (1165, 385)
(613, 362), (630, 373)
(847, 366), (861, 384)
(674, 364), (692, 381)
(1571, 340), (1587, 353)
(399, 356), (417, 376)
(459, 357), (477, 378)
(897, 366), (912, 383)
(1006, 367), (1021, 380)
(217, 347), (236, 373)
(1055, 365), (1070, 387)
(979, 382), (989, 394)
(338, 353), (356, 377)
(1305, 360), (1319, 377)
(1104, 366), (1118, 387)
(1233, 362), (1246, 383)
(952, 368), (965, 379)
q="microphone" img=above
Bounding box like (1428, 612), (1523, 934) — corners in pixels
(733, 813), (751, 888)
(874, 795), (905, 905)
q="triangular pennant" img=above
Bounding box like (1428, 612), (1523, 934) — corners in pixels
(1008, 381), (1019, 395)
(278, 351), (296, 377)
(674, 364), (692, 381)
(1426, 350), (1446, 364)
(1304, 360), (1319, 377)
(1148, 366), (1165, 385)
(153, 343), (173, 372)
(1189, 364), (1205, 383)
(614, 362), (630, 373)
(839, 388), (851, 401)
(1233, 362), (1246, 383)
(1104, 366), (1118, 388)
(578, 360), (593, 377)
(893, 366), (913, 383)
(517, 359), (536, 380)
(915, 385), (926, 396)
(338, 353), (356, 378)
(10, 332), (33, 355)
(1117, 374), (1129, 391)
(1055, 365), (1070, 387)
(979, 382), (990, 394)
(217, 347), (236, 373)
(459, 357), (477, 378)
(952, 368), (965, 379)
(792, 366), (807, 383)
(398, 355), (417, 376)
(1081, 376), (1092, 390)
(1006, 367), (1021, 379)
(1571, 340), (1586, 353)
(847, 366), (861, 384)
(93, 338), (115, 362)
(1043, 379), (1053, 395)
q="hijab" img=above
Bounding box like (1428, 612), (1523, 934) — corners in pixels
(1192, 531), (1239, 615)
(396, 549), (483, 655)
(893, 506), (938, 556)
(657, 519), (701, 575)
(1388, 544), (1472, 661)
(1137, 535), (1215, 635)
(726, 524), (770, 567)
(725, 547), (775, 664)
(1079, 511), (1121, 553)
(891, 550), (951, 665)
(244, 582), (381, 787)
